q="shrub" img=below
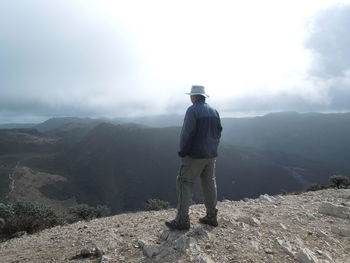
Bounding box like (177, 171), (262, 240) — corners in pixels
(0, 203), (14, 220)
(94, 205), (110, 218)
(329, 175), (350, 189)
(306, 183), (331, 192)
(69, 204), (110, 222)
(145, 199), (171, 211)
(0, 201), (62, 236)
(345, 177), (350, 188)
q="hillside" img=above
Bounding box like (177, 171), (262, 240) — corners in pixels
(0, 122), (337, 214)
(0, 189), (349, 263)
(221, 112), (350, 171)
(26, 123), (328, 214)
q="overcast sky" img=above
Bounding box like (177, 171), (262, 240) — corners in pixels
(1, 0), (350, 123)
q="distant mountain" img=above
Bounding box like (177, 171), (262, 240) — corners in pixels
(0, 123), (37, 129)
(221, 112), (350, 171)
(113, 114), (184, 128)
(0, 115), (183, 134)
(34, 117), (107, 133)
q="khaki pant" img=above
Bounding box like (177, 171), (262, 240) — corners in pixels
(175, 156), (217, 224)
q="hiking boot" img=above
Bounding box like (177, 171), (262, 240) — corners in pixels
(165, 220), (190, 231)
(199, 209), (218, 227)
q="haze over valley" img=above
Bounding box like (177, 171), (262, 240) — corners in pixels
(1, 112), (349, 214)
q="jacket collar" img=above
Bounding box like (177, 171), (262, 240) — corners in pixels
(194, 98), (206, 104)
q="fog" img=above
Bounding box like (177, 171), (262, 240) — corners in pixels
(1, 0), (350, 123)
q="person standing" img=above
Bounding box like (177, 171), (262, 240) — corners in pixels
(165, 85), (222, 230)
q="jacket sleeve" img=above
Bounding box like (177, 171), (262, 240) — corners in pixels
(217, 110), (223, 138)
(179, 107), (197, 157)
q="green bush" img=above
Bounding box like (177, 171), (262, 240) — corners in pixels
(329, 175), (350, 189)
(94, 205), (110, 218)
(346, 178), (350, 188)
(69, 204), (110, 222)
(0, 218), (5, 228)
(0, 203), (14, 220)
(306, 183), (331, 192)
(145, 199), (171, 211)
(0, 201), (62, 236)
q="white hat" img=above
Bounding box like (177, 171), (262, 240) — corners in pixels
(185, 85), (209, 98)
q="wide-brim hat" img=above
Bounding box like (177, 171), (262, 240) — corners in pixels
(185, 85), (209, 98)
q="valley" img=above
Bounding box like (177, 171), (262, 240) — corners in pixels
(0, 112), (349, 215)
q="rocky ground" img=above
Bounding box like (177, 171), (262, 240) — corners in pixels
(1, 189), (349, 263)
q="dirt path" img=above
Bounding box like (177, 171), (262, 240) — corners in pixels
(5, 161), (20, 200)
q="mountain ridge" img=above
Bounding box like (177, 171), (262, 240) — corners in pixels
(0, 120), (339, 214)
(1, 112), (350, 214)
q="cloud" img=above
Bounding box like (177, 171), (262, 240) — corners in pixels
(0, 0), (147, 121)
(219, 93), (326, 116)
(225, 3), (350, 115)
(305, 4), (350, 78)
(219, 71), (350, 115)
(302, 3), (350, 111)
(1, 1), (350, 122)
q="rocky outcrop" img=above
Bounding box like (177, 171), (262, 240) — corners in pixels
(318, 202), (350, 219)
(331, 226), (350, 237)
(0, 189), (349, 262)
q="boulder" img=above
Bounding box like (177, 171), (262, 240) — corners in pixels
(316, 230), (338, 244)
(297, 248), (319, 263)
(155, 246), (175, 261)
(99, 255), (110, 263)
(174, 235), (199, 253)
(249, 241), (260, 252)
(275, 238), (294, 257)
(158, 230), (179, 243)
(137, 240), (146, 248)
(237, 216), (261, 227)
(331, 226), (350, 237)
(322, 251), (334, 262)
(198, 254), (215, 263)
(259, 194), (274, 202)
(318, 202), (350, 219)
(278, 223), (287, 230)
(142, 244), (160, 258)
(193, 227), (211, 240)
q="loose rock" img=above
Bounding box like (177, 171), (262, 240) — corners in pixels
(279, 223), (287, 230)
(198, 254), (215, 263)
(297, 248), (319, 263)
(275, 238), (294, 257)
(237, 216), (261, 227)
(259, 194), (274, 202)
(174, 235), (199, 253)
(249, 241), (260, 252)
(142, 244), (160, 258)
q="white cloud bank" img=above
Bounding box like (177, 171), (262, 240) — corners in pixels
(0, 0), (350, 122)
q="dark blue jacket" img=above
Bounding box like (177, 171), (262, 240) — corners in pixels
(179, 99), (222, 158)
